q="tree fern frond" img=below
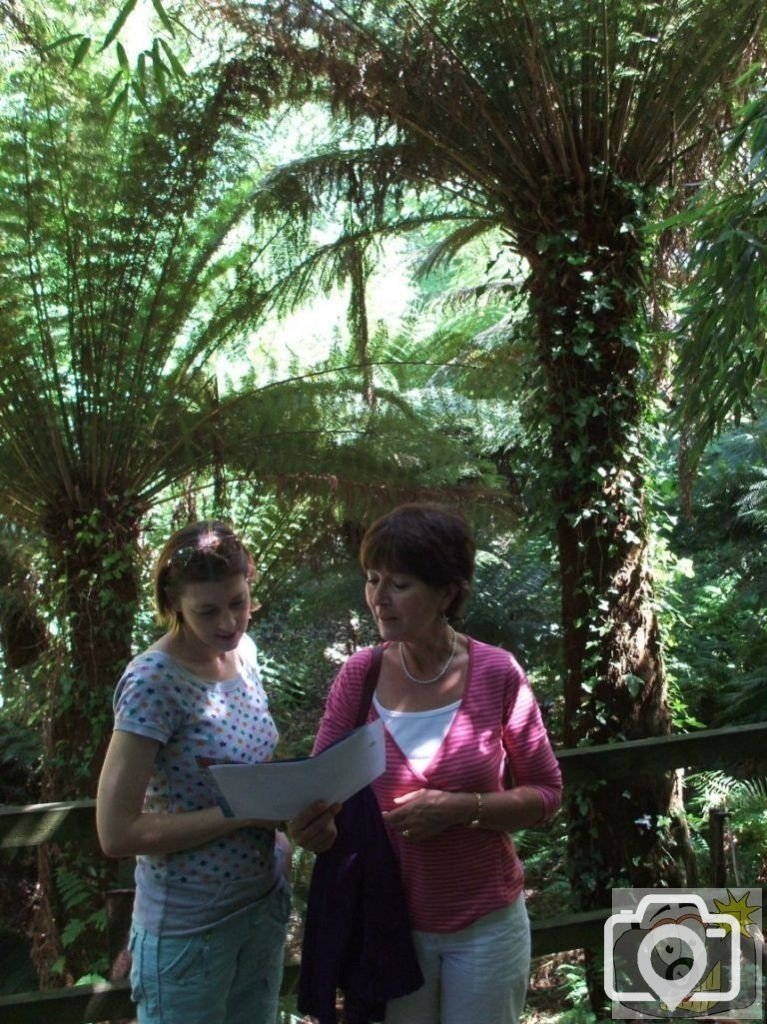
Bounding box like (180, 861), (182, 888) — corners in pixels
(258, 207), (481, 317)
(231, 0), (761, 239)
(0, 40), (331, 522)
(717, 663), (767, 725)
(55, 866), (92, 912)
(687, 769), (737, 809)
(732, 776), (767, 810)
(687, 768), (767, 812)
(416, 219), (500, 278)
(736, 468), (767, 527)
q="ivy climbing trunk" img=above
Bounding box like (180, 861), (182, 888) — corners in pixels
(43, 504), (142, 799)
(520, 186), (695, 1006)
(32, 502), (143, 985)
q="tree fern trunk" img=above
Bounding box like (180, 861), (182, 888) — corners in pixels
(31, 503), (143, 982)
(43, 505), (142, 799)
(523, 189), (696, 1008)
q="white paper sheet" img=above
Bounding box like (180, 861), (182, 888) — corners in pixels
(208, 718), (386, 820)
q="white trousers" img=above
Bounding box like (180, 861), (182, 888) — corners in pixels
(383, 897), (531, 1024)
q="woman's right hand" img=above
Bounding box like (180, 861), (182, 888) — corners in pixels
(288, 799), (341, 854)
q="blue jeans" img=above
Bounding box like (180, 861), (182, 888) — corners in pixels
(129, 881), (291, 1024)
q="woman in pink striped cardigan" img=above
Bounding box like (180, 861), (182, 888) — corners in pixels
(294, 503), (562, 1024)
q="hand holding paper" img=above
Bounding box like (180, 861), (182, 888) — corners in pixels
(208, 718), (386, 820)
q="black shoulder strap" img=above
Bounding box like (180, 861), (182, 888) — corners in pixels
(356, 644), (384, 727)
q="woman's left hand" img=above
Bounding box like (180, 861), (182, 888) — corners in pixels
(288, 799), (341, 853)
(382, 788), (469, 841)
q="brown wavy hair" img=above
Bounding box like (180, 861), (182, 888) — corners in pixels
(153, 521), (255, 628)
(359, 503), (474, 623)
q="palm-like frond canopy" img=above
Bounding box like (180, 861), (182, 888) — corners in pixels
(0, 41), (495, 534)
(1, 54), (251, 515)
(224, 0), (761, 250)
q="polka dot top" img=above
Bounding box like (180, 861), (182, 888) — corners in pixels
(113, 633), (280, 935)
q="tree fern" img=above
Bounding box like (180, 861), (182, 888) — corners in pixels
(737, 467), (767, 529)
(214, 7), (766, 982)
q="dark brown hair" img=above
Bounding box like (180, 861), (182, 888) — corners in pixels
(359, 503), (474, 622)
(153, 521), (254, 627)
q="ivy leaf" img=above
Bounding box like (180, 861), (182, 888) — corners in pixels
(624, 673), (645, 697)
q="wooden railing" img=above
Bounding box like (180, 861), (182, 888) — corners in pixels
(2, 721), (766, 1023)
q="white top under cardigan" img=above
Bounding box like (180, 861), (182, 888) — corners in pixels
(372, 694), (460, 774)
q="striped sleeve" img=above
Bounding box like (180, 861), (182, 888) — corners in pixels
(313, 648), (375, 754)
(500, 653), (562, 820)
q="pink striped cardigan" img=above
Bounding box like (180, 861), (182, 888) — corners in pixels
(314, 638), (562, 933)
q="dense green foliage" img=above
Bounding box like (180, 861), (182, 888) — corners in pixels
(0, 1), (765, 1017)
(209, 13), (765, 989)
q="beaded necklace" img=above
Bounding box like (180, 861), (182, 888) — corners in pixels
(398, 625), (457, 685)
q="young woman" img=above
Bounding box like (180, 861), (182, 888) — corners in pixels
(96, 521), (331, 1024)
(292, 503), (563, 1024)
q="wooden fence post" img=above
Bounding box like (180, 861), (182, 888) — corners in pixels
(708, 807), (728, 887)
